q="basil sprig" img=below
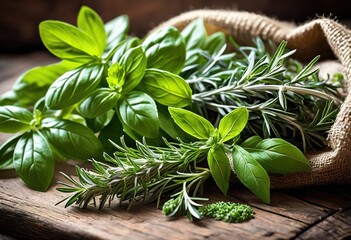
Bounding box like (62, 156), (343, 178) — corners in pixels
(169, 107), (309, 203)
(0, 105), (102, 191)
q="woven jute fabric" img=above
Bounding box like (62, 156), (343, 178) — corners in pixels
(157, 9), (351, 188)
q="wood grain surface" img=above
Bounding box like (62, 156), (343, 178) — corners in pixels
(0, 53), (351, 240)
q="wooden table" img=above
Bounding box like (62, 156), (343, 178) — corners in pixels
(0, 52), (351, 240)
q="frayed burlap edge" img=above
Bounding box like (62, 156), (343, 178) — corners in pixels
(156, 9), (351, 188)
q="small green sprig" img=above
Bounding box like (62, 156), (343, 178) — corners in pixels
(57, 107), (310, 220)
(162, 183), (208, 221)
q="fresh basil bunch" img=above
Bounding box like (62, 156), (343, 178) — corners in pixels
(0, 104), (102, 191)
(0, 6), (193, 190)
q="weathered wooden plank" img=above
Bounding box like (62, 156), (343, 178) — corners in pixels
(0, 163), (308, 240)
(283, 185), (351, 211)
(228, 185), (331, 225)
(296, 209), (351, 239)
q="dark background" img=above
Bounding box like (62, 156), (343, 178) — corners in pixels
(1, 0), (351, 53)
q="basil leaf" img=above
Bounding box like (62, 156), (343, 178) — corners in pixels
(118, 91), (159, 138)
(244, 138), (310, 174)
(112, 37), (140, 63)
(157, 105), (192, 141)
(106, 62), (125, 90)
(0, 91), (20, 106)
(218, 107), (248, 143)
(45, 63), (105, 109)
(41, 118), (103, 161)
(207, 145), (231, 196)
(181, 18), (206, 50)
(13, 131), (54, 191)
(39, 20), (102, 62)
(0, 135), (21, 170)
(86, 110), (115, 133)
(142, 26), (185, 74)
(77, 6), (106, 53)
(117, 115), (141, 140)
(232, 145), (270, 204)
(0, 106), (33, 133)
(105, 15), (129, 52)
(13, 61), (80, 105)
(240, 135), (263, 148)
(119, 46), (147, 93)
(78, 88), (118, 118)
(168, 107), (214, 140)
(140, 69), (192, 107)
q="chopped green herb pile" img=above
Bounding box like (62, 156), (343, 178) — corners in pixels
(199, 202), (255, 223)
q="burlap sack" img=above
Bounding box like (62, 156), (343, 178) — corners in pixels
(157, 9), (351, 188)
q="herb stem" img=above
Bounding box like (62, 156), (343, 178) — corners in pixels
(244, 84), (342, 104)
(192, 84), (342, 105)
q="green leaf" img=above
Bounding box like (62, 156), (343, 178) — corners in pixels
(86, 109), (115, 133)
(142, 26), (185, 74)
(0, 135), (21, 170)
(0, 106), (33, 133)
(240, 136), (263, 148)
(105, 15), (129, 52)
(157, 105), (192, 141)
(119, 46), (147, 93)
(0, 91), (20, 106)
(45, 63), (105, 109)
(39, 20), (102, 62)
(13, 61), (80, 105)
(140, 69), (192, 107)
(278, 88), (287, 111)
(168, 107), (214, 140)
(41, 118), (103, 161)
(106, 62), (125, 91)
(244, 138), (310, 174)
(118, 91), (159, 138)
(111, 37), (140, 63)
(13, 131), (54, 191)
(218, 107), (248, 143)
(181, 18), (206, 50)
(77, 6), (106, 53)
(78, 88), (118, 118)
(232, 145), (270, 204)
(207, 145), (231, 195)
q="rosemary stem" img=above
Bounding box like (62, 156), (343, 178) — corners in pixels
(244, 85), (342, 104)
(192, 84), (342, 105)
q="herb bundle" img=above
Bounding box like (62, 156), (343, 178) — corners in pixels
(57, 107), (309, 221)
(0, 5), (344, 221)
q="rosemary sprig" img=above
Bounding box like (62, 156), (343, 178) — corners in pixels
(56, 137), (211, 212)
(184, 38), (344, 151)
